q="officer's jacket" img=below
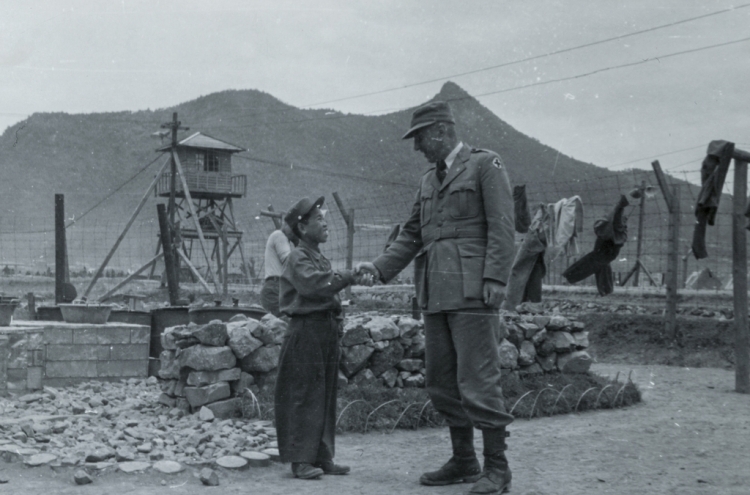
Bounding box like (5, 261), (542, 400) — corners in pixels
(373, 144), (514, 313)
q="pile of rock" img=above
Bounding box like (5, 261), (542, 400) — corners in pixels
(0, 378), (278, 473)
(157, 314), (288, 418)
(337, 310), (592, 389)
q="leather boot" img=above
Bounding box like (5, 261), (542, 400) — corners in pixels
(420, 427), (482, 486)
(468, 428), (512, 494)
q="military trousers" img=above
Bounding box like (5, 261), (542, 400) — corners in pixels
(423, 308), (514, 430)
(274, 312), (339, 464)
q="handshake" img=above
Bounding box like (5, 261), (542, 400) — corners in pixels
(352, 262), (380, 287)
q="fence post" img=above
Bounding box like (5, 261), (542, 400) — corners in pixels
(332, 192), (355, 300)
(633, 180), (646, 287)
(54, 194), (66, 304)
(157, 204), (180, 306)
(732, 156), (749, 393)
(665, 184), (680, 338)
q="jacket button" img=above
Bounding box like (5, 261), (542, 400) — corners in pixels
(422, 304), (428, 309)
(438, 207), (444, 212)
(438, 192), (444, 199)
(437, 221), (443, 226)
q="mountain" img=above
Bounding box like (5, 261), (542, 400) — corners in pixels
(0, 81), (716, 280)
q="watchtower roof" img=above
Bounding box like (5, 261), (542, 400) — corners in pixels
(157, 132), (245, 153)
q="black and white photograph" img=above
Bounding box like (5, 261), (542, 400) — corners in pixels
(0, 1), (748, 493)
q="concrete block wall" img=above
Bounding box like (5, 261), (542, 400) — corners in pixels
(0, 321), (150, 392)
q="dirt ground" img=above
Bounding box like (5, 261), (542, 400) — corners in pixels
(2, 279), (748, 494)
(1, 363), (748, 495)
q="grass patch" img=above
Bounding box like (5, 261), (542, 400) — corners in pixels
(240, 371), (641, 433)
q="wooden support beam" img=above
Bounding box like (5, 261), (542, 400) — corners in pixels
(83, 154), (170, 298)
(55, 194), (66, 304)
(665, 184), (681, 338)
(651, 160), (674, 212)
(157, 203), (180, 305)
(177, 248), (213, 294)
(172, 151), (221, 294)
(333, 192), (355, 299)
(98, 253), (164, 302)
(733, 158), (749, 393)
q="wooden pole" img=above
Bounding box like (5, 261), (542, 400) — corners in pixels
(157, 204), (180, 305)
(266, 204), (282, 229)
(82, 155), (170, 298)
(666, 184), (680, 338)
(54, 194), (66, 304)
(98, 253), (164, 302)
(171, 150), (222, 293)
(633, 179), (646, 287)
(732, 158), (749, 393)
(176, 248), (213, 294)
(222, 224), (229, 296)
(168, 112), (178, 227)
(333, 192), (355, 299)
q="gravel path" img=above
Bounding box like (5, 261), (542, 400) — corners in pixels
(2, 363), (749, 494)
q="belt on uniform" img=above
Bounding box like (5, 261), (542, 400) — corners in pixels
(422, 225), (487, 244)
(265, 276), (280, 281)
(298, 310), (339, 320)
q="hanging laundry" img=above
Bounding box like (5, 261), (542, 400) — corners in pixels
(692, 140), (734, 259)
(562, 194), (630, 296)
(545, 196), (584, 261)
(503, 205), (548, 310)
(513, 185), (531, 234)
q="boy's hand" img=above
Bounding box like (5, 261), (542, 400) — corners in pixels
(354, 262), (379, 286)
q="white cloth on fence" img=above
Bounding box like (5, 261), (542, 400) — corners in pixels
(545, 196), (584, 261)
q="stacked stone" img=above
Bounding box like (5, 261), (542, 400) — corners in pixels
(338, 310), (592, 389)
(339, 314), (426, 389)
(157, 314), (288, 419)
(498, 312), (592, 376)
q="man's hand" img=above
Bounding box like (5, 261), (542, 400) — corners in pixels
(483, 280), (506, 308)
(354, 262), (380, 286)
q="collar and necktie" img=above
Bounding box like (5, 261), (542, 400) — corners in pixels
(436, 160), (448, 183)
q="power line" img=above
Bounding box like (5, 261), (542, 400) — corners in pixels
(200, 35), (750, 134)
(298, 2), (750, 109)
(65, 153), (165, 228)
(611, 145), (707, 168)
(469, 36), (750, 99)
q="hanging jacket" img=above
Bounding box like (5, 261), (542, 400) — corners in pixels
(692, 140), (734, 259)
(513, 185), (531, 234)
(562, 194), (629, 296)
(503, 204), (547, 310)
(545, 196), (584, 261)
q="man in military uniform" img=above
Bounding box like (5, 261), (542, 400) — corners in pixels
(357, 101), (515, 494)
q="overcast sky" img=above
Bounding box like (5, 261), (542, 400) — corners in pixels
(2, 0), (749, 185)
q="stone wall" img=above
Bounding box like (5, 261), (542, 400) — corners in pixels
(0, 321), (150, 394)
(157, 313), (287, 419)
(338, 311), (592, 389)
(157, 309), (592, 417)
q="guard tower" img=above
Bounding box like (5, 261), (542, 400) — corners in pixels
(155, 132), (248, 283)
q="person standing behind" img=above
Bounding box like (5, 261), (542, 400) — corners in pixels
(274, 196), (372, 480)
(260, 222), (297, 316)
(357, 100), (515, 495)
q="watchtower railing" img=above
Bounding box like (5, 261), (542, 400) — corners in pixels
(156, 171), (246, 197)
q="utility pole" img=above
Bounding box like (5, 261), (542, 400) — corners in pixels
(160, 112), (189, 286)
(161, 112), (189, 226)
(633, 180), (646, 287)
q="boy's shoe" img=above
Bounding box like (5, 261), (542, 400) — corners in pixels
(292, 463), (324, 480)
(314, 460), (351, 475)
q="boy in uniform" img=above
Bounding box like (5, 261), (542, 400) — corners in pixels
(274, 196), (371, 480)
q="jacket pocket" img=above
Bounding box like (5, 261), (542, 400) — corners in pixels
(458, 243), (485, 300)
(448, 181), (480, 219)
(420, 188), (434, 226)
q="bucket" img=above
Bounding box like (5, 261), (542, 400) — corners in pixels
(59, 304), (112, 324)
(188, 305), (267, 325)
(108, 310), (152, 327)
(0, 302), (18, 326)
(36, 306), (64, 321)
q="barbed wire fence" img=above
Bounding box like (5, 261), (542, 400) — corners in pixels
(0, 171), (739, 295)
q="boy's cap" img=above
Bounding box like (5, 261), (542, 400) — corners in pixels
(402, 100), (455, 139)
(284, 196), (325, 231)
